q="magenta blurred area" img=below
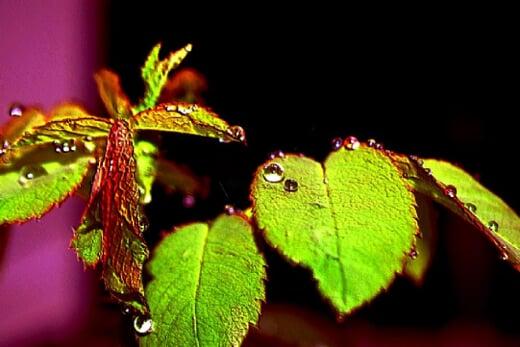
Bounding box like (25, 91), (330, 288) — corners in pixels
(0, 1), (102, 345)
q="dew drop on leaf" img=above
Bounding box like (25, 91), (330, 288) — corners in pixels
(9, 103), (24, 117)
(182, 194), (196, 208)
(488, 220), (499, 232)
(444, 185), (457, 198)
(269, 150), (285, 159)
(263, 163), (285, 183)
(375, 143), (384, 150)
(284, 179), (299, 192)
(224, 204), (236, 215)
(331, 137), (343, 151)
(501, 252), (509, 261)
(343, 136), (360, 150)
(165, 104), (177, 112)
(409, 249), (418, 259)
(18, 165), (47, 185)
(133, 315), (153, 335)
(466, 203), (477, 213)
(367, 138), (377, 147)
(227, 125), (246, 143)
(121, 306), (131, 316)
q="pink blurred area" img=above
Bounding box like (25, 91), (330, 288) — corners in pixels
(0, 1), (103, 345)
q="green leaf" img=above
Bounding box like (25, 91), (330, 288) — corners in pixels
(133, 43), (192, 114)
(0, 148), (92, 224)
(94, 69), (133, 119)
(11, 117), (112, 149)
(135, 140), (158, 204)
(403, 196), (437, 285)
(132, 102), (246, 143)
(0, 107), (46, 145)
(405, 158), (520, 268)
(141, 214), (266, 347)
(71, 200), (103, 266)
(251, 146), (418, 316)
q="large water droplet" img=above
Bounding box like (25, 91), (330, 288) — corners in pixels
(9, 103), (24, 117)
(284, 179), (298, 192)
(331, 137), (343, 151)
(227, 125), (246, 143)
(133, 315), (153, 335)
(488, 220), (499, 232)
(263, 163), (284, 183)
(224, 204), (236, 215)
(343, 136), (360, 150)
(444, 185), (457, 198)
(466, 203), (477, 213)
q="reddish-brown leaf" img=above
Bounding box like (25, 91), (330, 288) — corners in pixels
(83, 119), (149, 314)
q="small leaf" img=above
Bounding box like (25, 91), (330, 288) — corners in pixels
(135, 140), (158, 204)
(94, 69), (132, 119)
(0, 147), (92, 224)
(156, 158), (209, 198)
(11, 117), (112, 148)
(251, 145), (418, 316)
(82, 119), (149, 314)
(134, 43), (192, 114)
(404, 158), (520, 268)
(141, 214), (266, 347)
(132, 102), (246, 143)
(71, 201), (103, 266)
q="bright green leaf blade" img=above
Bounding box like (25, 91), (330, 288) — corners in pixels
(0, 148), (92, 224)
(141, 214), (266, 347)
(251, 146), (418, 316)
(11, 117), (112, 148)
(409, 159), (520, 268)
(71, 201), (103, 266)
(132, 102), (246, 143)
(135, 140), (158, 204)
(94, 69), (132, 119)
(403, 196), (437, 285)
(133, 43), (192, 114)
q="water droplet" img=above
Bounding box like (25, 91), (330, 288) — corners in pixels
(284, 179), (298, 192)
(367, 139), (377, 147)
(488, 220), (499, 232)
(18, 165), (47, 185)
(182, 195), (196, 208)
(263, 163), (284, 183)
(9, 103), (24, 117)
(444, 185), (457, 198)
(177, 105), (192, 115)
(88, 157), (97, 165)
(2, 140), (9, 149)
(343, 136), (360, 150)
(133, 315), (153, 335)
(185, 43), (193, 52)
(165, 104), (177, 112)
(226, 126), (246, 143)
(501, 252), (509, 261)
(466, 203), (477, 213)
(84, 135), (93, 141)
(121, 306), (131, 315)
(0, 149), (5, 156)
(424, 168), (432, 175)
(409, 249), (418, 259)
(269, 150), (285, 159)
(138, 217), (149, 233)
(62, 141), (70, 153)
(375, 143), (384, 150)
(331, 137), (343, 151)
(224, 204), (236, 215)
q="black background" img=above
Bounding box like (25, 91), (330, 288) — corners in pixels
(106, 3), (519, 342)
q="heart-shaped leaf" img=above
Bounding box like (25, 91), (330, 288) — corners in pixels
(251, 144), (418, 316)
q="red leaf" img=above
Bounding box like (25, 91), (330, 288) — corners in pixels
(83, 119), (149, 314)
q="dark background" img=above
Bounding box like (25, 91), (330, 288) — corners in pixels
(105, 4), (519, 345)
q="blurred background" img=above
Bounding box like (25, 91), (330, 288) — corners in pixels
(1, 1), (519, 346)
